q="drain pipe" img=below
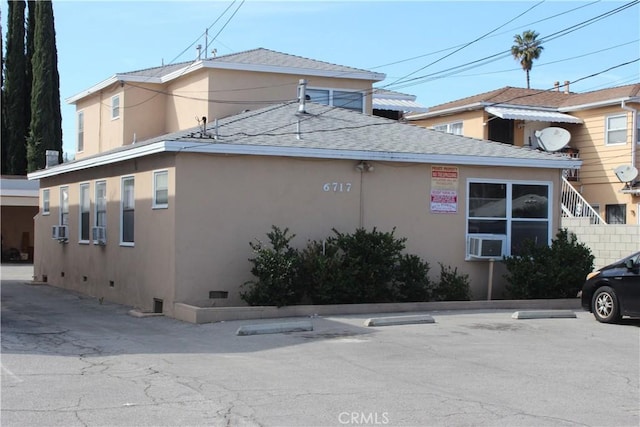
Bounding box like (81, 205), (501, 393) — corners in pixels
(621, 99), (639, 166)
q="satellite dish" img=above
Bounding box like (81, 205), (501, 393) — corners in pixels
(534, 127), (571, 152)
(614, 164), (639, 183)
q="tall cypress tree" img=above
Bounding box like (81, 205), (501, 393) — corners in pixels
(27, 0), (63, 172)
(25, 1), (36, 134)
(4, 0), (29, 175)
(1, 10), (8, 175)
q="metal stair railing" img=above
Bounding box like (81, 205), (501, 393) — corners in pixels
(560, 176), (607, 224)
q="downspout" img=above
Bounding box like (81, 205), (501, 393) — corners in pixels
(621, 99), (638, 166)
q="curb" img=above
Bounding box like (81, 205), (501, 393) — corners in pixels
(511, 310), (577, 319)
(365, 315), (436, 327)
(236, 320), (313, 336)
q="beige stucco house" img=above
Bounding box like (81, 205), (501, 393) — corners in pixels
(27, 49), (581, 319)
(407, 83), (640, 225)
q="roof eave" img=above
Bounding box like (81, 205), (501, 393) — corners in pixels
(559, 97), (640, 112)
(27, 140), (580, 180)
(66, 74), (164, 104)
(405, 102), (485, 120)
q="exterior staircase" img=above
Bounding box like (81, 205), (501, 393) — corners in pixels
(560, 176), (607, 224)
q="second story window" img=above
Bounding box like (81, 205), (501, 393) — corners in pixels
(306, 88), (365, 112)
(111, 95), (120, 120)
(605, 114), (626, 145)
(77, 111), (84, 152)
(433, 122), (463, 135)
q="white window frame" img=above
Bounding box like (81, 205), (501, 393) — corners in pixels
(79, 182), (90, 244)
(60, 186), (69, 226)
(77, 111), (84, 152)
(433, 121), (463, 135)
(94, 180), (107, 244)
(111, 95), (120, 120)
(42, 189), (50, 215)
(605, 114), (627, 145)
(152, 170), (169, 209)
(120, 176), (135, 246)
(304, 87), (366, 113)
(466, 179), (553, 260)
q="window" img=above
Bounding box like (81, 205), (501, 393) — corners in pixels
(433, 122), (463, 135)
(111, 95), (120, 120)
(42, 189), (50, 215)
(153, 170), (168, 208)
(605, 204), (626, 224)
(95, 181), (106, 228)
(467, 180), (551, 257)
(121, 177), (134, 245)
(605, 114), (627, 145)
(79, 183), (90, 242)
(305, 88), (364, 112)
(60, 186), (69, 226)
(77, 111), (84, 152)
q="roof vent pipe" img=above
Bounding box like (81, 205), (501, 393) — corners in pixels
(554, 81), (560, 92)
(297, 79), (308, 114)
(564, 80), (570, 94)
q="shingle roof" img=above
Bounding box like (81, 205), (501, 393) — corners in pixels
(30, 102), (579, 180)
(427, 84), (640, 113)
(121, 48), (382, 80)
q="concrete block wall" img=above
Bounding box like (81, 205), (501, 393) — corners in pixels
(561, 217), (640, 269)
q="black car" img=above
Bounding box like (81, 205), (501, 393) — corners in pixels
(581, 251), (640, 323)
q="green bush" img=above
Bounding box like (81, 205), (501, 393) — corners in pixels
(504, 229), (594, 299)
(432, 263), (471, 301)
(299, 228), (432, 304)
(240, 226), (302, 307)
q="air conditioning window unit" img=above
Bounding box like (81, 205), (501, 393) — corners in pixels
(92, 226), (107, 245)
(468, 235), (506, 259)
(52, 225), (68, 242)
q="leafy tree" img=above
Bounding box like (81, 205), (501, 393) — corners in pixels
(4, 0), (29, 175)
(511, 30), (544, 89)
(1, 9), (7, 175)
(28, 0), (63, 172)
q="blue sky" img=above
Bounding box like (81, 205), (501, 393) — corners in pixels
(4, 0), (639, 156)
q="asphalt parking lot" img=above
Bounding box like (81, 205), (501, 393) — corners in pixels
(1, 266), (639, 427)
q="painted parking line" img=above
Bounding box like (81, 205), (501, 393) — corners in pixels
(511, 310), (577, 319)
(236, 320), (313, 336)
(364, 314), (436, 327)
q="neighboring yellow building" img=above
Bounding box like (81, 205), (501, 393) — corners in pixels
(28, 50), (581, 320)
(407, 84), (640, 225)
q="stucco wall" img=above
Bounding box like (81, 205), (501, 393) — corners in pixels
(410, 110), (487, 139)
(173, 153), (562, 306)
(33, 154), (176, 314)
(561, 217), (640, 268)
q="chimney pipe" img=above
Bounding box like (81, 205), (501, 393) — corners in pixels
(45, 150), (59, 168)
(297, 79), (308, 114)
(554, 81), (560, 92)
(564, 80), (570, 94)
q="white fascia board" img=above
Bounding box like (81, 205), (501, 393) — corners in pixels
(66, 74), (164, 104)
(559, 97), (640, 112)
(169, 141), (581, 170)
(27, 142), (169, 179)
(200, 60), (386, 82)
(491, 104), (561, 112)
(405, 102), (484, 120)
(158, 62), (204, 82)
(27, 138), (579, 181)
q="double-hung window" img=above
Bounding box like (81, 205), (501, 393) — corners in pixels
(42, 189), (50, 215)
(60, 186), (69, 226)
(467, 180), (551, 257)
(79, 183), (90, 243)
(77, 111), (84, 152)
(153, 170), (168, 209)
(306, 88), (364, 112)
(111, 95), (120, 120)
(121, 177), (134, 245)
(605, 114), (627, 145)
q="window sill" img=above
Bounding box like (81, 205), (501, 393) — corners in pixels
(152, 204), (168, 210)
(79, 240), (90, 245)
(120, 242), (135, 247)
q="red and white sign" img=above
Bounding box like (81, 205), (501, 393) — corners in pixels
(430, 166), (458, 213)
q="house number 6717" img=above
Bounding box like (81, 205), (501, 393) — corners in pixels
(323, 182), (352, 192)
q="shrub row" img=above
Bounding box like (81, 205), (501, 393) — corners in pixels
(241, 226), (471, 307)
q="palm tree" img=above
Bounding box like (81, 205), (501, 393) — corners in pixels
(511, 30), (544, 89)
